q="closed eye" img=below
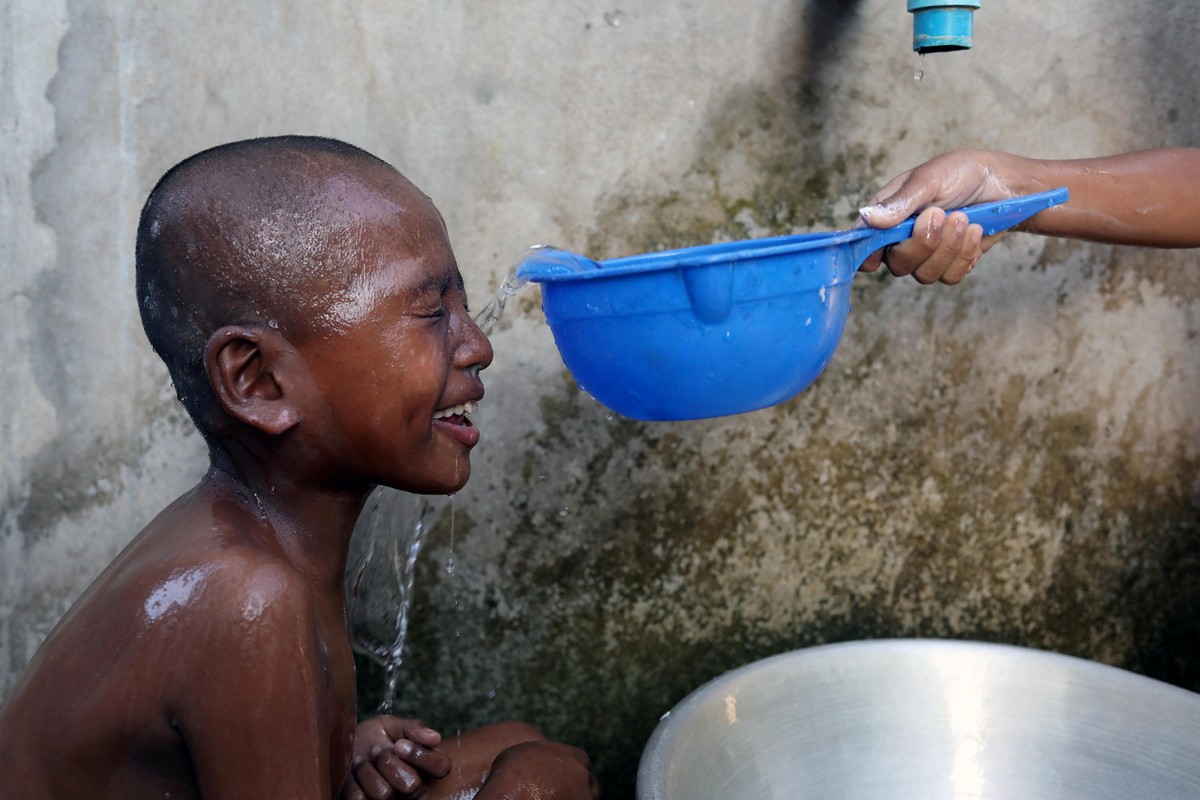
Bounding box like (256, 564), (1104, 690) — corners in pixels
(414, 305), (447, 320)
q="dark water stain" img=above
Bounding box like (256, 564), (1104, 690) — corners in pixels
(586, 78), (889, 262)
(378, 319), (1198, 796)
(358, 31), (1200, 800)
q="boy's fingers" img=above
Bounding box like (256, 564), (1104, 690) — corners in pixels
(340, 774), (368, 800)
(377, 716), (442, 748)
(394, 738), (452, 778)
(353, 761), (398, 800)
(400, 721), (442, 748)
(372, 749), (422, 795)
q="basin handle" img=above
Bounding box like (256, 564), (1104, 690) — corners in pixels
(849, 187), (1069, 268)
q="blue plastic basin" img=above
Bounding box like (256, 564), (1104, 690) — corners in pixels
(519, 188), (1068, 421)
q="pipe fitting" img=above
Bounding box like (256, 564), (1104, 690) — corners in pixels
(908, 1), (981, 53)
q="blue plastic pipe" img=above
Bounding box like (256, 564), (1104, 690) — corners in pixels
(908, 1), (981, 53)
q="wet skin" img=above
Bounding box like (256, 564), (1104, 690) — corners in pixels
(0, 159), (497, 798)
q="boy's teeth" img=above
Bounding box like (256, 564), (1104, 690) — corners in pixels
(433, 401), (478, 420)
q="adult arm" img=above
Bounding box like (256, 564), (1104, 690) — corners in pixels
(858, 148), (1200, 283)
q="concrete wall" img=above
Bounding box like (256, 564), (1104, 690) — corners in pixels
(3, 1), (1199, 796)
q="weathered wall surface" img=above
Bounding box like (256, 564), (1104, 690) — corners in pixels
(3, 1), (1199, 797)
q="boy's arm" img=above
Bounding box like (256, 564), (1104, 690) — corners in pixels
(171, 562), (338, 799)
(474, 740), (600, 800)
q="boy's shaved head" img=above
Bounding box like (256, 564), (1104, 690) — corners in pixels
(136, 135), (420, 432)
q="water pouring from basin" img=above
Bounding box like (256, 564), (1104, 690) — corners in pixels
(347, 491), (435, 713)
(518, 188), (1068, 422)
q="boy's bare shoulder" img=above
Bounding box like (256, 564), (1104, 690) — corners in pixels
(58, 487), (329, 677)
(0, 492), (329, 798)
(158, 542), (312, 630)
(132, 506), (322, 647)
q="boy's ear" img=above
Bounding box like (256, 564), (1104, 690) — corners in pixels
(204, 325), (301, 435)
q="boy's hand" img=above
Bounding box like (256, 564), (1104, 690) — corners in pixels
(475, 739), (601, 800)
(341, 716), (451, 800)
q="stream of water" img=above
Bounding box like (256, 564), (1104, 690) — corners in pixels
(346, 249), (541, 712)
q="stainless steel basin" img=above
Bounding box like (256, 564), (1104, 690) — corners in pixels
(638, 639), (1200, 799)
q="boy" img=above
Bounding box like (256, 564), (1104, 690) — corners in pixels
(0, 136), (599, 800)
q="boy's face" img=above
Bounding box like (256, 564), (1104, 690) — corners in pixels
(291, 169), (494, 495)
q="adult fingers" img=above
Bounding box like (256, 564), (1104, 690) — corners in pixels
(860, 170), (915, 219)
(882, 207), (946, 277)
(860, 171), (940, 229)
(859, 248), (884, 273)
(907, 212), (982, 284)
(927, 220), (985, 285)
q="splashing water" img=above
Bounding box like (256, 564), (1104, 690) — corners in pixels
(447, 496), (462, 644)
(471, 246), (553, 335)
(343, 247), (553, 714)
(347, 491), (434, 713)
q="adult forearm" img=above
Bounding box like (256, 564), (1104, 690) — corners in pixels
(1005, 148), (1200, 247)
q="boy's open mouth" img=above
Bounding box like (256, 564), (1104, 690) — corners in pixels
(432, 401), (480, 447)
(432, 401), (478, 423)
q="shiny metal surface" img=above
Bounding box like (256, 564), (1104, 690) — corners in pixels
(638, 639), (1200, 799)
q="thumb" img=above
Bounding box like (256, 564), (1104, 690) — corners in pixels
(858, 176), (932, 229)
(396, 719), (442, 748)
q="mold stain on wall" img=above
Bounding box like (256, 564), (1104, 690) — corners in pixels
(355, 76), (1200, 798)
(4, 3), (1198, 799)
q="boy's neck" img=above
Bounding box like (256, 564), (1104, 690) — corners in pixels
(203, 443), (370, 592)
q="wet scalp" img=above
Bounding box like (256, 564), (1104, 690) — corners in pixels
(135, 135), (406, 432)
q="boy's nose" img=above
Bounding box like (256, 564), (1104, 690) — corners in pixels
(456, 312), (494, 373)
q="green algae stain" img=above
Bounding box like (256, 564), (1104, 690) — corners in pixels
(585, 84), (890, 261)
(363, 81), (1200, 800)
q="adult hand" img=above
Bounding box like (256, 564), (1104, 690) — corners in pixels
(858, 150), (1017, 284)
